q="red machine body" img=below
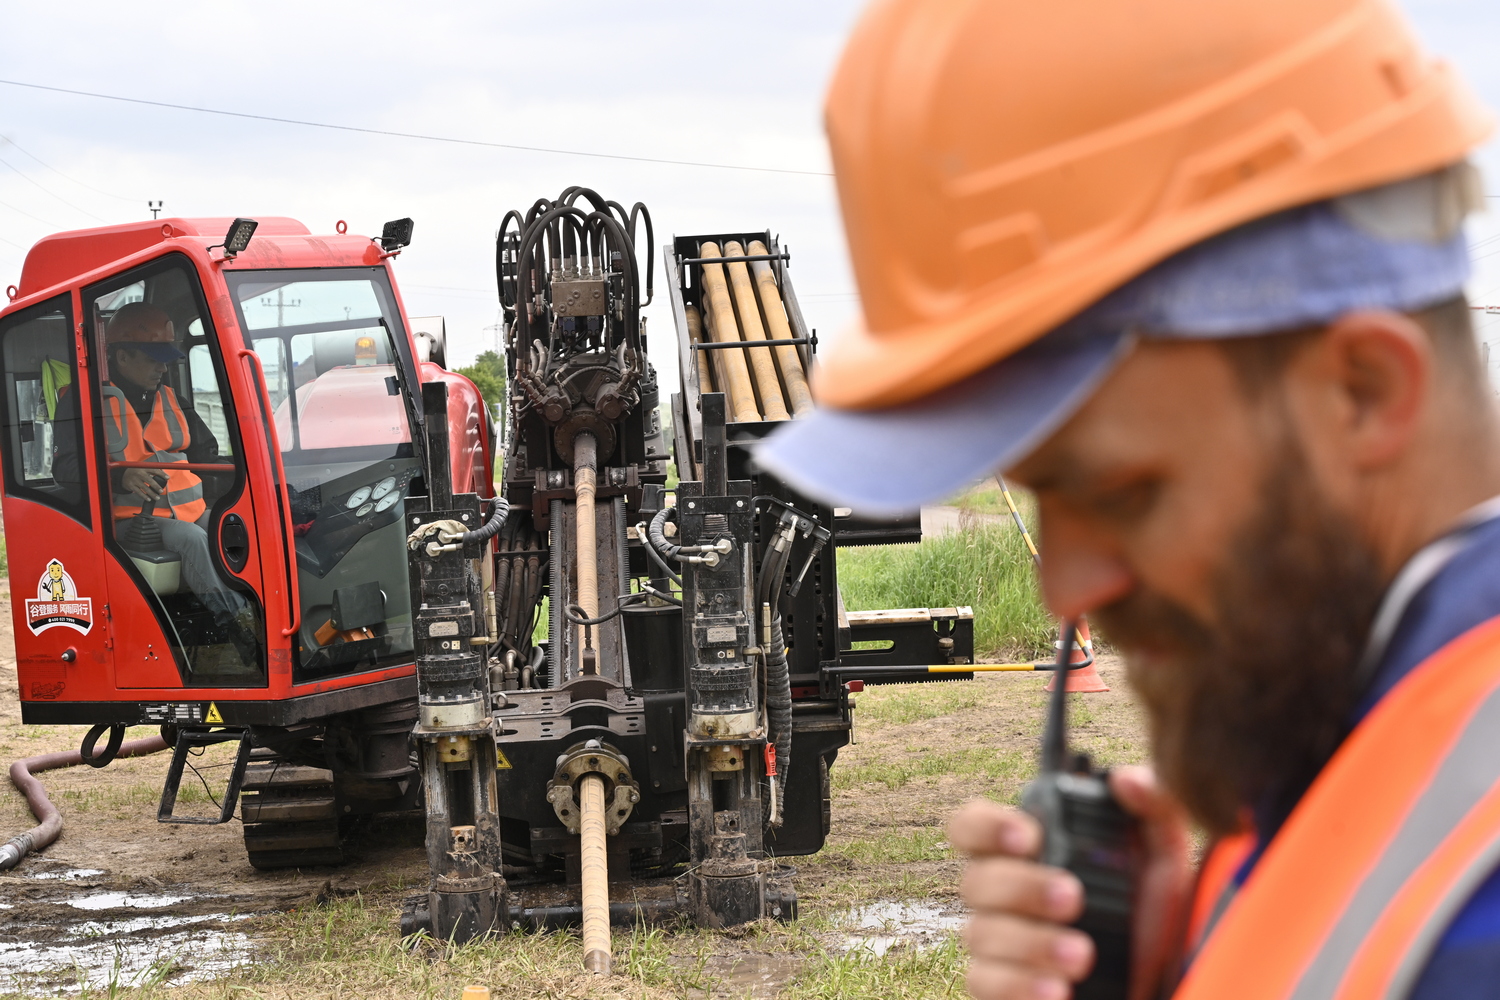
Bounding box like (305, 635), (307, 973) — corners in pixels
(0, 217), (492, 730)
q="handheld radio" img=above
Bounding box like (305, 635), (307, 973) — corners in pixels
(1020, 621), (1143, 1000)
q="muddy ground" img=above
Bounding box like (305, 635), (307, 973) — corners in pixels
(0, 592), (1148, 997)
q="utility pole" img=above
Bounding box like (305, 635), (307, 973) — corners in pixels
(148, 201), (163, 220)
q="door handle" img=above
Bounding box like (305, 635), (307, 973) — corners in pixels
(221, 513), (250, 572)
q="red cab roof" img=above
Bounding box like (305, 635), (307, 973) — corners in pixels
(15, 217), (385, 300)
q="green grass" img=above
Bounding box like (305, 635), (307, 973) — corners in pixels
(837, 521), (1053, 660)
(834, 746), (1028, 793)
(822, 828), (953, 865)
(784, 935), (966, 1000)
(857, 682), (991, 725)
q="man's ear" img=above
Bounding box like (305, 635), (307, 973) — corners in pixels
(1311, 309), (1430, 470)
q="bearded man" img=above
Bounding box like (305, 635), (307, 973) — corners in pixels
(758, 1), (1500, 997)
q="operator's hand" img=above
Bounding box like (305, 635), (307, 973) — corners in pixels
(121, 467), (166, 501)
(950, 765), (1195, 1000)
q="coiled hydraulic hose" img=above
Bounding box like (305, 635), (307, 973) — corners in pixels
(635, 520), (683, 586)
(1, 734), (169, 870)
(461, 497), (510, 546)
(756, 516), (798, 827)
(648, 506), (681, 560)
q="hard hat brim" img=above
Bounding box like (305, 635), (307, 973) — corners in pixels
(755, 327), (1132, 517)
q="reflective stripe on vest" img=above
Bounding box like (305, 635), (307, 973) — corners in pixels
(1175, 614), (1500, 1000)
(102, 384), (206, 523)
(1185, 831), (1254, 959)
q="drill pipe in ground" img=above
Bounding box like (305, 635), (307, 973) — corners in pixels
(579, 773), (611, 973)
(697, 242), (762, 423)
(724, 240), (790, 421)
(573, 432), (599, 664)
(747, 240), (813, 415)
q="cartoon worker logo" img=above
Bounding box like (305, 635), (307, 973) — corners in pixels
(45, 560), (66, 601)
(25, 558), (93, 635)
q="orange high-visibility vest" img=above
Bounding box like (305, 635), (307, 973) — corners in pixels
(100, 384), (206, 523)
(1176, 614), (1500, 1000)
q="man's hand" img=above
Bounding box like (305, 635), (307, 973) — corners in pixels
(121, 467), (166, 502)
(950, 765), (1195, 1000)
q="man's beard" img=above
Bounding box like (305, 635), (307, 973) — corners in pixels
(1094, 446), (1387, 836)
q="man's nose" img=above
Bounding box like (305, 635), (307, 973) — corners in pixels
(1036, 509), (1135, 620)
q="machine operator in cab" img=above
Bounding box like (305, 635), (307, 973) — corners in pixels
(762, 1), (1500, 997)
(53, 302), (250, 630)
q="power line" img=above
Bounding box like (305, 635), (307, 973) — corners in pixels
(0, 135), (138, 202)
(0, 78), (834, 178)
(0, 194), (63, 229)
(0, 154), (109, 223)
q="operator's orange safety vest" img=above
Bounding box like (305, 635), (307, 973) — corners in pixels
(1176, 614), (1500, 1000)
(100, 384), (206, 523)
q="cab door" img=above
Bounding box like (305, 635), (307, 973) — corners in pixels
(80, 254), (271, 689)
(0, 292), (114, 705)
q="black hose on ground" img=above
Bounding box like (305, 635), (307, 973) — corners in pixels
(1, 735), (170, 870)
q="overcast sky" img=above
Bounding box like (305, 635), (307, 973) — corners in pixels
(3, 0), (1499, 395)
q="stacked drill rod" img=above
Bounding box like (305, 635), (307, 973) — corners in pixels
(681, 239), (813, 424)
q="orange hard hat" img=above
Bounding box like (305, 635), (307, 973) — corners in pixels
(815, 0), (1491, 410)
(106, 302), (182, 361)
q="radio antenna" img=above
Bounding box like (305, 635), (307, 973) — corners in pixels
(1040, 620), (1078, 774)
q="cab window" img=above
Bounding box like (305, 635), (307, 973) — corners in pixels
(84, 255), (266, 686)
(227, 267), (420, 682)
(0, 295), (90, 525)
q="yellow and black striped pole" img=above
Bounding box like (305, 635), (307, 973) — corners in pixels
(997, 474), (1040, 568)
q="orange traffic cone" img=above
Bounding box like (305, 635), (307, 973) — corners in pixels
(1045, 617), (1108, 693)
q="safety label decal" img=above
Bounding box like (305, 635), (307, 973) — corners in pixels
(25, 559), (94, 636)
(205, 702), (225, 725)
(496, 747), (513, 769)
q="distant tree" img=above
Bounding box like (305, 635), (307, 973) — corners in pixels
(457, 350), (506, 410)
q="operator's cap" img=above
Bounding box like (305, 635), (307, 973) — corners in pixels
(757, 166), (1482, 516)
(106, 302), (183, 362)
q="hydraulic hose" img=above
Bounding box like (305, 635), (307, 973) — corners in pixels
(635, 521), (683, 587)
(1, 735), (169, 870)
(756, 518), (798, 827)
(648, 506), (681, 560)
(765, 618), (792, 826)
(461, 497), (510, 546)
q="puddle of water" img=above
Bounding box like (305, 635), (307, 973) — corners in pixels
(27, 869), (106, 881)
(0, 882), (256, 994)
(704, 952), (804, 999)
(837, 900), (966, 957)
(66, 892), (194, 911)
(0, 926), (255, 993)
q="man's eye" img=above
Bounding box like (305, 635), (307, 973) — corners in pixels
(1092, 480), (1161, 522)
